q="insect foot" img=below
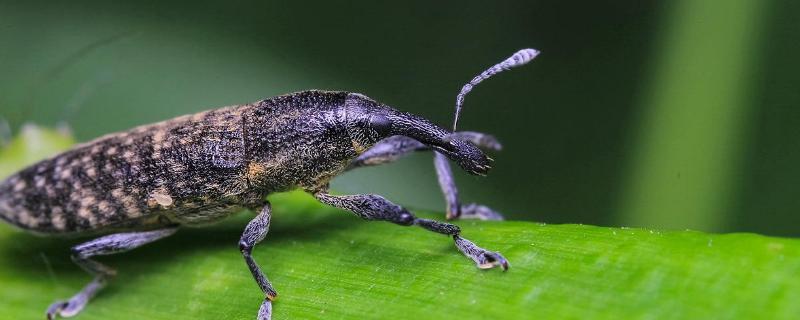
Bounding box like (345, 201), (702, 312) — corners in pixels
(454, 235), (510, 270)
(258, 299), (273, 320)
(458, 203), (505, 221)
(45, 276), (106, 319)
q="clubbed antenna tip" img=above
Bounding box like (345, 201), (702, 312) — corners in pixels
(453, 48), (540, 131)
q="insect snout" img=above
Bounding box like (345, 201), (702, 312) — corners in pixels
(442, 138), (492, 176)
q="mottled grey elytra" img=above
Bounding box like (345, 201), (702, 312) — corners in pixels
(0, 49), (538, 320)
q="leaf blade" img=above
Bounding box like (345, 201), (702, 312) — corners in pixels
(0, 128), (798, 319)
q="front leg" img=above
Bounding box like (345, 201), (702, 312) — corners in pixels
(313, 192), (508, 271)
(239, 202), (277, 320)
(347, 133), (505, 221)
(437, 132), (504, 220)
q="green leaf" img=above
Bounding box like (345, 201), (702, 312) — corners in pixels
(0, 128), (798, 319)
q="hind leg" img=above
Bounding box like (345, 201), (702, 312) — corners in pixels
(313, 192), (508, 270)
(347, 132), (504, 221)
(46, 228), (177, 319)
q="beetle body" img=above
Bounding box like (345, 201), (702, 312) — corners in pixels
(0, 48), (537, 320)
(0, 90), (487, 236)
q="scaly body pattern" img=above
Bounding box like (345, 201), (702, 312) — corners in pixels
(0, 49), (539, 320)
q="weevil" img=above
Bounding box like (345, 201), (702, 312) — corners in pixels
(0, 48), (538, 319)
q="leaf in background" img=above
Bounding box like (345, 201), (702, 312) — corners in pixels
(618, 0), (765, 232)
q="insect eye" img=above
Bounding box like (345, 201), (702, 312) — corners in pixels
(368, 114), (391, 135)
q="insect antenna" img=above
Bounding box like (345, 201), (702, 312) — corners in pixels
(452, 48), (540, 131)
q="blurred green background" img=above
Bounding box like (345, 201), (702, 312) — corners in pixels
(1, 1), (798, 236)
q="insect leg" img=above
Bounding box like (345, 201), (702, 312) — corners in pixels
(348, 132), (501, 170)
(46, 227), (177, 319)
(313, 192), (508, 270)
(239, 202), (277, 320)
(433, 152), (504, 221)
(346, 135), (428, 169)
(347, 133), (504, 221)
(438, 132), (504, 220)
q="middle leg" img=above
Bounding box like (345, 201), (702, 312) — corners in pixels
(239, 202), (277, 320)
